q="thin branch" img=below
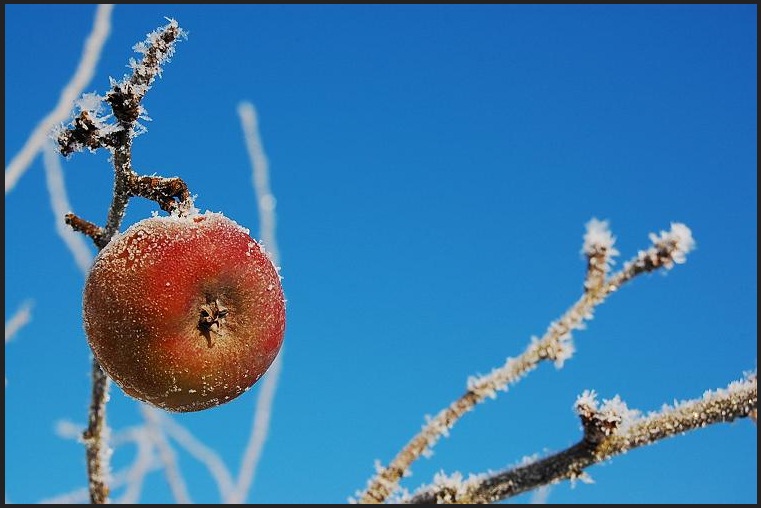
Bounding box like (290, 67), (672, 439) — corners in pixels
(42, 140), (94, 275)
(40, 425), (165, 505)
(357, 221), (696, 504)
(53, 19), (188, 504)
(50, 421), (170, 504)
(58, 18), (191, 248)
(229, 353), (283, 503)
(5, 4), (113, 194)
(404, 374), (757, 504)
(113, 428), (155, 504)
(82, 360), (112, 504)
(140, 406), (192, 504)
(238, 102), (280, 261)
(158, 412), (236, 500)
(228, 101), (284, 503)
(5, 300), (33, 344)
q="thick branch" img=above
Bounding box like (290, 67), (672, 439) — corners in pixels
(405, 375), (757, 504)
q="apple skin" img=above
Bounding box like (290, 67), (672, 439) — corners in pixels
(83, 211), (286, 412)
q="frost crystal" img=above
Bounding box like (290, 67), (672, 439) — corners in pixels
(575, 389), (599, 412)
(582, 218), (618, 258)
(649, 222), (696, 266)
(599, 395), (641, 431)
(75, 92), (105, 116)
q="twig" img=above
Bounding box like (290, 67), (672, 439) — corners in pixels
(5, 300), (34, 344)
(228, 101), (283, 503)
(43, 140), (94, 275)
(357, 220), (696, 503)
(404, 374), (757, 504)
(59, 18), (190, 247)
(41, 422), (166, 504)
(82, 360), (111, 504)
(55, 19), (188, 504)
(158, 412), (237, 500)
(5, 4), (113, 194)
(112, 427), (155, 504)
(140, 406), (192, 503)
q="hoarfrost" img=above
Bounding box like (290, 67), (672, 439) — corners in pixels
(575, 389), (598, 412)
(648, 222), (696, 267)
(582, 218), (619, 260)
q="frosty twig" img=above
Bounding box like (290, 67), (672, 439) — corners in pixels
(55, 18), (188, 504)
(404, 374), (757, 504)
(5, 4), (113, 194)
(357, 220), (696, 504)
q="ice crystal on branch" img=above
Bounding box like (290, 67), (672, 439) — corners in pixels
(582, 218), (619, 292)
(105, 18), (186, 131)
(648, 222), (696, 266)
(357, 219), (703, 504)
(621, 222), (696, 277)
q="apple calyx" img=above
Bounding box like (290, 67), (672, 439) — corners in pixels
(198, 297), (229, 347)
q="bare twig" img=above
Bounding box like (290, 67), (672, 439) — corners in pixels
(43, 140), (94, 275)
(238, 102), (280, 261)
(228, 101), (284, 503)
(5, 4), (113, 194)
(404, 374), (757, 504)
(158, 412), (236, 500)
(357, 221), (696, 504)
(140, 406), (192, 503)
(42, 421), (166, 504)
(82, 360), (111, 504)
(113, 427), (155, 504)
(54, 19), (188, 504)
(5, 300), (34, 344)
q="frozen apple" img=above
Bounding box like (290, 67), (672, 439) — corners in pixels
(82, 211), (286, 412)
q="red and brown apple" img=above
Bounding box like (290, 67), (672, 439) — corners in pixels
(82, 211), (286, 412)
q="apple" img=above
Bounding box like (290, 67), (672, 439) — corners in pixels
(82, 211), (286, 412)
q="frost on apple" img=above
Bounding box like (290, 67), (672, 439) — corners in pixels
(83, 211), (286, 412)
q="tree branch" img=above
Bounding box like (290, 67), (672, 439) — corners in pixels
(53, 18), (188, 504)
(356, 221), (696, 504)
(404, 374), (757, 504)
(82, 360), (111, 504)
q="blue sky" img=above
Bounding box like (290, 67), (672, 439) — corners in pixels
(4, 4), (756, 504)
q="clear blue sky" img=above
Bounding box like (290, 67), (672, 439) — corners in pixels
(5, 4), (757, 504)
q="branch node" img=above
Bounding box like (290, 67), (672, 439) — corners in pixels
(57, 111), (105, 156)
(128, 174), (193, 214)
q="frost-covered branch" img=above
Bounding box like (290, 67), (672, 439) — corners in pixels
(43, 140), (94, 275)
(52, 19), (189, 504)
(140, 406), (192, 503)
(356, 220), (696, 504)
(44, 422), (165, 504)
(82, 360), (111, 504)
(228, 101), (284, 503)
(403, 373), (756, 504)
(57, 18), (191, 251)
(5, 4), (112, 194)
(5, 300), (33, 344)
(157, 412), (237, 500)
